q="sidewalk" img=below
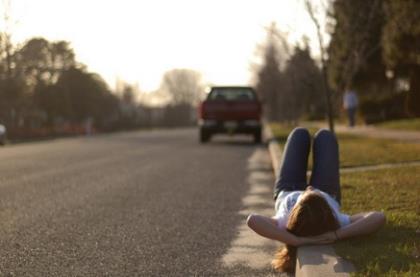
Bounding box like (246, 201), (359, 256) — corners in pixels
(310, 122), (420, 142)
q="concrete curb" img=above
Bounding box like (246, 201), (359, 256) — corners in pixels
(264, 124), (356, 277)
(264, 126), (282, 179)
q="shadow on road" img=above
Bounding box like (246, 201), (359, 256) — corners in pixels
(202, 135), (262, 148)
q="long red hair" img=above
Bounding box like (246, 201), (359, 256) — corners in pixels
(272, 191), (339, 273)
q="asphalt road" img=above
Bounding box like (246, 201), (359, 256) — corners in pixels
(0, 129), (276, 276)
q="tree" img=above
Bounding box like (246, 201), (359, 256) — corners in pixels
(0, 33), (122, 135)
(15, 38), (78, 126)
(327, 0), (420, 120)
(0, 0), (26, 127)
(0, 0), (15, 80)
(117, 84), (141, 129)
(382, 0), (420, 116)
(283, 45), (325, 120)
(327, 0), (384, 92)
(304, 0), (335, 132)
(0, 76), (27, 127)
(159, 69), (204, 126)
(254, 23), (325, 123)
(255, 23), (288, 121)
(15, 38), (76, 86)
(160, 69), (204, 106)
(54, 67), (117, 125)
(327, 0), (390, 123)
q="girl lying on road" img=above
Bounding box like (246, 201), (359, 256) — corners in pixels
(247, 127), (386, 273)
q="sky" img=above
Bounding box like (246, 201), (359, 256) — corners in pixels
(3, 0), (328, 93)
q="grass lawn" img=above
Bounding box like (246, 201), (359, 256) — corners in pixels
(337, 134), (420, 167)
(376, 118), (420, 131)
(270, 123), (420, 168)
(336, 166), (420, 276)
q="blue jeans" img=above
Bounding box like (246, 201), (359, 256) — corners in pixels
(347, 108), (356, 127)
(273, 127), (341, 204)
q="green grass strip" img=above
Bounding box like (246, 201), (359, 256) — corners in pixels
(376, 118), (420, 131)
(336, 166), (420, 276)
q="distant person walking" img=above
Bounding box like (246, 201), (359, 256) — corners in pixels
(343, 88), (358, 127)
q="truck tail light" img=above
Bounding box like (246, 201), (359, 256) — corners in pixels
(257, 102), (262, 120)
(198, 102), (204, 118)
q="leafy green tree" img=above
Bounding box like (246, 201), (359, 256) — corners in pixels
(0, 37), (77, 128)
(327, 0), (384, 93)
(15, 38), (76, 85)
(0, 34), (122, 134)
(0, 77), (28, 127)
(54, 67), (118, 126)
(283, 45), (325, 120)
(328, 0), (420, 119)
(382, 0), (420, 116)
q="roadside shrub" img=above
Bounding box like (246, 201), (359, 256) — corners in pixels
(359, 93), (411, 124)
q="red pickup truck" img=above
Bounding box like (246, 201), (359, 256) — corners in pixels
(198, 86), (262, 143)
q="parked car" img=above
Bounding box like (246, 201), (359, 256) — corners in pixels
(0, 124), (6, 145)
(198, 86), (262, 143)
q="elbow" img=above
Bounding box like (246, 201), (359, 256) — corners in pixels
(247, 214), (263, 231)
(376, 211), (386, 227)
(369, 211), (386, 230)
(247, 214), (256, 228)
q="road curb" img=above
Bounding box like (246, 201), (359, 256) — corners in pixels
(264, 126), (282, 179)
(264, 124), (356, 277)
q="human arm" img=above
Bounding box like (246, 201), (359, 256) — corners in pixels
(246, 214), (325, 246)
(314, 211), (386, 242)
(337, 211), (385, 239)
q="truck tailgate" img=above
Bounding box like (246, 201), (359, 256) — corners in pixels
(202, 100), (260, 120)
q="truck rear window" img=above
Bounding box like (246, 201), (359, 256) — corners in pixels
(208, 88), (256, 101)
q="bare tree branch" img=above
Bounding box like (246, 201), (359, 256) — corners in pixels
(304, 0), (335, 132)
(263, 23), (291, 57)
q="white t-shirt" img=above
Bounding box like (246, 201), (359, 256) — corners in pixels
(274, 189), (351, 228)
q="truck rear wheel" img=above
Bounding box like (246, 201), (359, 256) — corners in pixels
(200, 129), (211, 143)
(253, 130), (262, 144)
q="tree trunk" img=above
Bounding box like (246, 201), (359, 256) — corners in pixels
(408, 66), (420, 116)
